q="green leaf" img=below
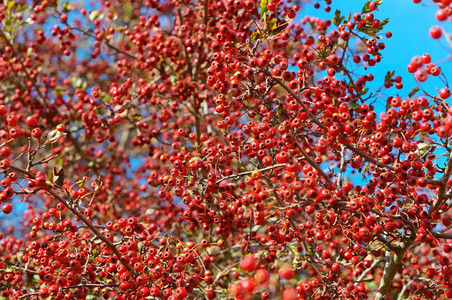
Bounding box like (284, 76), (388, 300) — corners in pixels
(56, 158), (64, 167)
(17, 4), (28, 12)
(362, 0), (383, 13)
(292, 257), (300, 269)
(250, 30), (260, 43)
(266, 17), (277, 31)
(260, 0), (268, 18)
(408, 86), (420, 98)
(276, 105), (287, 120)
(316, 48), (329, 59)
(92, 249), (99, 260)
(3, 26), (11, 37)
(333, 10), (344, 26)
(170, 75), (177, 85)
(62, 2), (72, 13)
(385, 101), (391, 111)
(349, 102), (359, 110)
(361, 26), (382, 39)
(6, 0), (14, 10)
(384, 70), (395, 82)
(333, 9), (340, 21)
(361, 0), (371, 13)
(380, 18), (389, 27)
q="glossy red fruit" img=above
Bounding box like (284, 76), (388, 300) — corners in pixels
(254, 268), (270, 284)
(282, 288), (299, 300)
(239, 255), (259, 272)
(439, 87), (451, 99)
(25, 116), (38, 127)
(429, 25), (442, 39)
(2, 204), (12, 214)
(279, 267), (295, 279)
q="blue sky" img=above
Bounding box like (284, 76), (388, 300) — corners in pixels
(303, 0), (452, 102)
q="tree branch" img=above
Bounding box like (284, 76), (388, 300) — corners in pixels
(430, 150), (452, 213)
(375, 236), (414, 300)
(355, 257), (385, 284)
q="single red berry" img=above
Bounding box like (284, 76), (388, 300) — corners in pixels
(439, 87), (451, 99)
(31, 128), (42, 138)
(254, 268), (270, 284)
(279, 267), (295, 279)
(0, 159), (10, 169)
(25, 116), (38, 127)
(60, 14), (68, 23)
(0, 147), (11, 158)
(415, 70), (428, 82)
(429, 26), (442, 39)
(56, 124), (66, 132)
(2, 204), (12, 214)
(421, 53), (431, 64)
(436, 9), (448, 22)
(239, 255), (259, 272)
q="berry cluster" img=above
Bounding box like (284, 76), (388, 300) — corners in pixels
(0, 0), (451, 299)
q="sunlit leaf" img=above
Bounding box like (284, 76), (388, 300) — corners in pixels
(260, 0), (268, 18)
(333, 10), (345, 26)
(250, 30), (260, 43)
(6, 0), (14, 10)
(62, 2), (73, 13)
(89, 10), (100, 21)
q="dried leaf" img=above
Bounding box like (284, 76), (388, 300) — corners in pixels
(53, 167), (65, 186)
(408, 86), (420, 98)
(270, 22), (289, 36)
(46, 130), (66, 144)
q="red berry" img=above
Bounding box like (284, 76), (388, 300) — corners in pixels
(0, 147), (11, 158)
(56, 124), (66, 132)
(241, 278), (256, 294)
(2, 204), (12, 214)
(239, 255), (259, 272)
(254, 268), (270, 284)
(25, 116), (38, 127)
(415, 70), (428, 82)
(439, 87), (451, 99)
(421, 53), (431, 64)
(279, 267), (295, 279)
(429, 26), (442, 39)
(282, 288), (298, 300)
(31, 128), (42, 138)
(436, 9), (448, 22)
